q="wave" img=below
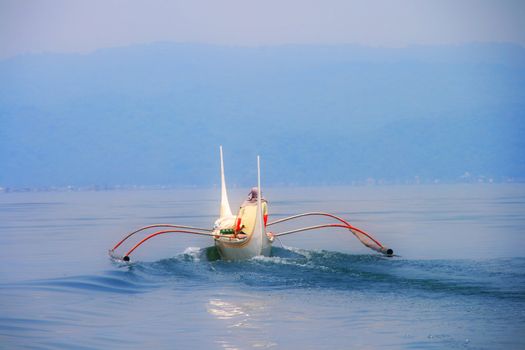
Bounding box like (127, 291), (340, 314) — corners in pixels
(2, 273), (155, 295)
(3, 247), (524, 301)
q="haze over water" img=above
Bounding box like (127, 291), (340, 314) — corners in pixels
(2, 2), (525, 349)
(1, 184), (524, 349)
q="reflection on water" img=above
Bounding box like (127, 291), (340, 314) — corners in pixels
(0, 184), (524, 349)
(208, 299), (249, 321)
(208, 298), (277, 349)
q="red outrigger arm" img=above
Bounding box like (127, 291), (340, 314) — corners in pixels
(109, 212), (393, 262)
(109, 226), (231, 262)
(267, 212), (393, 256)
(111, 224), (212, 252)
(119, 229), (215, 261)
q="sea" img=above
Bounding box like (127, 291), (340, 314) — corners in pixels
(0, 184), (524, 349)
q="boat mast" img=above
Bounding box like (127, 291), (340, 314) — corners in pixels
(219, 146), (233, 218)
(257, 155), (264, 251)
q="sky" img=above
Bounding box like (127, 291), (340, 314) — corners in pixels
(1, 0), (525, 59)
(1, 1), (524, 188)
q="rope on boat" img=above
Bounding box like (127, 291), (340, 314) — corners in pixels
(111, 224), (212, 251)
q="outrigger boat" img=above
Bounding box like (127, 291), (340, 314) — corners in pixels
(109, 147), (393, 262)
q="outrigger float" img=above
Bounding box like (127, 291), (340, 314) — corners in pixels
(109, 147), (393, 262)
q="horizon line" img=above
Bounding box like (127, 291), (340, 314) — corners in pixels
(2, 40), (524, 62)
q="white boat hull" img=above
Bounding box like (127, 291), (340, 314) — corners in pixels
(215, 234), (272, 260)
(215, 155), (272, 260)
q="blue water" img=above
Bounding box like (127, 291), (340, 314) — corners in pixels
(1, 184), (524, 349)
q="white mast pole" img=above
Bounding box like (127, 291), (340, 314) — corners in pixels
(257, 155), (264, 251)
(220, 146), (233, 218)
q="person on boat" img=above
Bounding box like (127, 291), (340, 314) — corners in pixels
(234, 187), (268, 238)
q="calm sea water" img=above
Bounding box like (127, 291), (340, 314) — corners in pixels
(0, 184), (524, 349)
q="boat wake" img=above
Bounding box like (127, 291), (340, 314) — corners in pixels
(8, 247), (523, 302)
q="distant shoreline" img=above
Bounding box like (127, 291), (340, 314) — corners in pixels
(1, 179), (524, 194)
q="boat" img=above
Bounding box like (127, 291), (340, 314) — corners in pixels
(109, 147), (393, 261)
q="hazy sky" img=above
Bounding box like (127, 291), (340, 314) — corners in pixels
(1, 0), (524, 59)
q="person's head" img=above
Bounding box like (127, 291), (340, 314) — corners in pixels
(247, 187), (259, 201)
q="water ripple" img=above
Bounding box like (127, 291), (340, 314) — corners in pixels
(3, 248), (523, 303)
(109, 247), (525, 301)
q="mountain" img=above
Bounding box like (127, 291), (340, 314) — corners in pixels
(0, 43), (524, 188)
